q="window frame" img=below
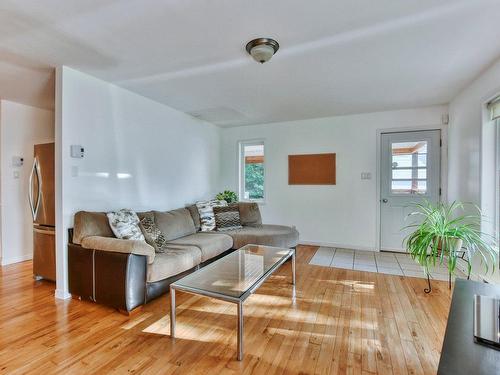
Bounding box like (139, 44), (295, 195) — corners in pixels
(496, 119), (500, 246)
(238, 139), (266, 203)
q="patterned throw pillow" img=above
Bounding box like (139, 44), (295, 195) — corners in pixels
(214, 205), (242, 231)
(139, 216), (167, 253)
(106, 209), (145, 241)
(196, 199), (227, 231)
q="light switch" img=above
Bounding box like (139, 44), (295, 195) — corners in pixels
(70, 145), (84, 158)
(361, 172), (372, 180)
(13, 171), (20, 179)
(71, 166), (79, 177)
(12, 156), (24, 167)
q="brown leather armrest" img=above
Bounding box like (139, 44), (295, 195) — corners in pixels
(81, 236), (155, 264)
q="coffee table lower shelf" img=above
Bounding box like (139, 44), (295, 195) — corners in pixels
(169, 247), (296, 361)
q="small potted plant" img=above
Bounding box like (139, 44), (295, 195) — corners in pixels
(215, 190), (238, 204)
(404, 201), (497, 292)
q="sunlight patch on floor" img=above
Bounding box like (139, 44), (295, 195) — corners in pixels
(334, 279), (376, 290)
(120, 312), (153, 330)
(142, 315), (170, 335)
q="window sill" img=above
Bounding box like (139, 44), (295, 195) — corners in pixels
(240, 199), (266, 206)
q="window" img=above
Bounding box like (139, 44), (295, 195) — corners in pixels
(390, 141), (428, 195)
(497, 119), (500, 245)
(239, 140), (265, 201)
(488, 96), (500, 247)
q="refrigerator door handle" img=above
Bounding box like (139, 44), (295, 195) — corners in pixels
(28, 158), (36, 220)
(34, 158), (42, 220)
(28, 158), (42, 221)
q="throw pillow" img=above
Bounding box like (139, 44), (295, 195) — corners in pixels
(238, 202), (262, 226)
(196, 199), (227, 231)
(213, 205), (242, 231)
(106, 209), (145, 241)
(139, 216), (167, 253)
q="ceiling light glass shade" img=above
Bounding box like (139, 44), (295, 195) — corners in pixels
(250, 44), (275, 64)
(246, 38), (279, 64)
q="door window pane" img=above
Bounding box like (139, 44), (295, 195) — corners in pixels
(417, 180), (427, 192)
(391, 141), (428, 195)
(241, 142), (264, 200)
(392, 180), (412, 192)
(392, 169), (412, 179)
(418, 154), (427, 167)
(418, 168), (427, 179)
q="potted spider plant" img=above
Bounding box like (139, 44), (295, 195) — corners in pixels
(215, 190), (238, 204)
(404, 201), (497, 290)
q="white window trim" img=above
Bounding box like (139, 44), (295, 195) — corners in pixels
(238, 139), (266, 203)
(496, 118), (500, 247)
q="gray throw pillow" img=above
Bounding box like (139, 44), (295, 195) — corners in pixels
(196, 199), (227, 231)
(139, 216), (167, 253)
(238, 202), (262, 226)
(214, 205), (243, 231)
(106, 209), (144, 240)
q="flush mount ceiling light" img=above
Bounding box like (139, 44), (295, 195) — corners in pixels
(246, 38), (279, 64)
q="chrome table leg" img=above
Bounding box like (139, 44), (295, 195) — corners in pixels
(237, 301), (243, 360)
(292, 249), (296, 285)
(170, 286), (176, 338)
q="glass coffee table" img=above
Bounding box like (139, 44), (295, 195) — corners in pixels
(169, 244), (296, 360)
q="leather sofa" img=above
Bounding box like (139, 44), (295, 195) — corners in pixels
(68, 202), (299, 313)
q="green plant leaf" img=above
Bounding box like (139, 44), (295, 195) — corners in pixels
(403, 200), (498, 280)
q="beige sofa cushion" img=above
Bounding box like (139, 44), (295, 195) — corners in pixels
(147, 245), (202, 282)
(81, 236), (156, 264)
(167, 232), (233, 262)
(238, 202), (262, 226)
(73, 211), (115, 245)
(154, 208), (196, 241)
(186, 204), (201, 231)
(223, 224), (299, 249)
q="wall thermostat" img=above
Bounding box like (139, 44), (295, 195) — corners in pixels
(70, 145), (84, 158)
(12, 156), (24, 167)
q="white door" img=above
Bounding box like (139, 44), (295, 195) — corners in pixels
(380, 130), (441, 252)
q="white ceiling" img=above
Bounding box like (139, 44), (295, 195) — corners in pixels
(1, 0), (500, 125)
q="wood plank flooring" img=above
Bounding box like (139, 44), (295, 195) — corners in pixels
(0, 245), (452, 374)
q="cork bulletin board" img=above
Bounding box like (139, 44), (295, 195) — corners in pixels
(288, 153), (336, 185)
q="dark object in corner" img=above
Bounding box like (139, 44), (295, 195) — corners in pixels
(438, 279), (500, 374)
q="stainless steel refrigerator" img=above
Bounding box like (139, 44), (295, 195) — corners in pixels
(29, 142), (56, 281)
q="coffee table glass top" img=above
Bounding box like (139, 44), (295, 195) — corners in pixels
(172, 244), (293, 299)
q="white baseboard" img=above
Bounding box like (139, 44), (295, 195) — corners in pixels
(300, 241), (377, 252)
(55, 289), (72, 300)
(1, 253), (33, 266)
(456, 258), (500, 284)
(380, 247), (407, 253)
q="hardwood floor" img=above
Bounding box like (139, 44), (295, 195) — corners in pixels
(0, 245), (452, 374)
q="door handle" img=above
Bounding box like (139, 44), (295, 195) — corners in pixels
(28, 159), (36, 220)
(382, 199), (388, 203)
(34, 158), (42, 220)
(28, 158), (42, 220)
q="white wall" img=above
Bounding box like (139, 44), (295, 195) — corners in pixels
(448, 58), (500, 284)
(220, 106), (448, 250)
(55, 67), (221, 298)
(448, 58), (500, 235)
(0, 100), (54, 265)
